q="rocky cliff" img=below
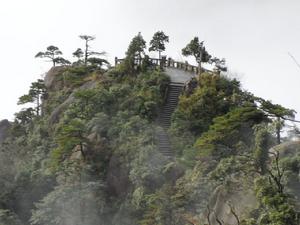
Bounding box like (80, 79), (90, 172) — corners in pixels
(0, 119), (10, 143)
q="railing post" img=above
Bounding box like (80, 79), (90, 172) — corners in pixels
(161, 56), (166, 69)
(167, 58), (171, 67)
(115, 57), (118, 66)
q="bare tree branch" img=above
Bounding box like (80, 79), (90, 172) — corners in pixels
(288, 52), (300, 71)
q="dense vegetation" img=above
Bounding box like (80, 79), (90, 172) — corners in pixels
(0, 33), (299, 225)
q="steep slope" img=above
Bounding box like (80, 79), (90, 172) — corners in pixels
(0, 62), (299, 225)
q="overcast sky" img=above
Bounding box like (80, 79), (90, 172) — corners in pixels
(0, 0), (300, 121)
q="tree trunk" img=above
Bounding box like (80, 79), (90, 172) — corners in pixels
(197, 51), (202, 74)
(36, 95), (40, 116)
(85, 40), (88, 65)
(79, 142), (86, 159)
(276, 117), (281, 144)
(198, 62), (202, 74)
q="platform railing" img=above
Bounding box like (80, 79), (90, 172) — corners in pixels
(114, 56), (212, 74)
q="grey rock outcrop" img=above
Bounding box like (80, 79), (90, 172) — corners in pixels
(0, 119), (10, 143)
(48, 81), (98, 125)
(44, 66), (66, 90)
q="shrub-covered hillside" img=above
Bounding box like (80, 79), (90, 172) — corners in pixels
(0, 33), (299, 225)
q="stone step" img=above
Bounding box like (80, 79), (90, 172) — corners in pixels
(168, 92), (181, 95)
(164, 102), (178, 106)
(160, 110), (173, 113)
(168, 99), (179, 101)
(164, 106), (177, 109)
(156, 82), (184, 157)
(157, 135), (170, 138)
(159, 125), (170, 129)
(160, 149), (172, 153)
(161, 111), (173, 114)
(160, 150), (172, 152)
(167, 94), (180, 98)
(169, 84), (184, 88)
(162, 106), (176, 109)
(159, 118), (171, 121)
(159, 148), (172, 150)
(162, 109), (175, 112)
(158, 140), (171, 143)
(159, 125), (171, 128)
(169, 89), (183, 93)
(163, 104), (177, 107)
(158, 116), (172, 119)
(169, 90), (182, 93)
(158, 140), (171, 144)
(158, 120), (171, 124)
(159, 147), (172, 150)
(160, 116), (172, 120)
(157, 138), (169, 141)
(160, 152), (173, 155)
(160, 114), (173, 117)
(161, 110), (176, 113)
(159, 142), (171, 145)
(162, 108), (176, 111)
(162, 106), (177, 109)
(168, 96), (180, 99)
(159, 118), (172, 122)
(167, 100), (179, 103)
(162, 111), (175, 114)
(160, 113), (174, 116)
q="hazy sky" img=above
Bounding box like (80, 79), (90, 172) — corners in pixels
(0, 0), (300, 121)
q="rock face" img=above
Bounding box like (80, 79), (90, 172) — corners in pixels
(0, 119), (10, 143)
(107, 156), (131, 197)
(208, 186), (257, 225)
(206, 141), (300, 224)
(270, 140), (300, 157)
(44, 66), (66, 90)
(48, 80), (98, 125)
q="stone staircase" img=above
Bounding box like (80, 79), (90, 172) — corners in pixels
(156, 83), (184, 158)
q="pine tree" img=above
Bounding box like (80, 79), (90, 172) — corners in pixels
(182, 37), (211, 73)
(18, 79), (46, 116)
(35, 46), (70, 67)
(78, 35), (107, 66)
(149, 31), (169, 59)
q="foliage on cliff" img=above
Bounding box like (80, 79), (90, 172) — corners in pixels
(0, 38), (299, 225)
